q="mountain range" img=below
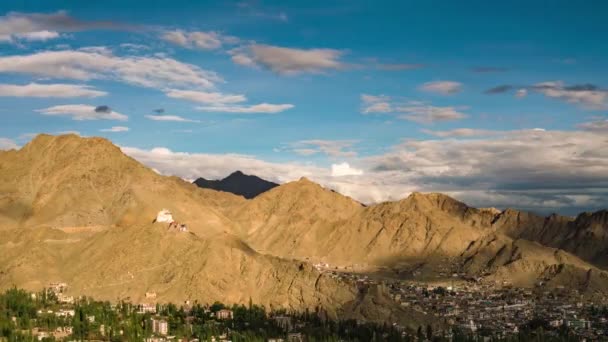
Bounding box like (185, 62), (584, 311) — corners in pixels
(193, 171), (278, 199)
(1, 134), (607, 327)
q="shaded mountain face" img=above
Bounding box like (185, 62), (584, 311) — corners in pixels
(193, 171), (278, 199)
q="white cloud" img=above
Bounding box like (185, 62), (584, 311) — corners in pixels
(57, 130), (81, 136)
(197, 103), (294, 114)
(78, 46), (112, 55)
(119, 127), (608, 213)
(396, 104), (467, 124)
(37, 104), (128, 121)
(0, 50), (220, 90)
(292, 148), (318, 156)
(15, 30), (60, 41)
(0, 83), (106, 98)
(361, 94), (392, 113)
(533, 81), (608, 110)
(0, 138), (18, 150)
(165, 89), (290, 115)
(0, 11), (136, 43)
(165, 89), (246, 104)
(360, 95), (467, 123)
(331, 162), (363, 176)
(231, 53), (257, 68)
(161, 30), (226, 50)
(515, 88), (528, 98)
(369, 129), (608, 199)
(121, 146), (328, 184)
(100, 126), (129, 132)
(231, 44), (346, 75)
(145, 115), (200, 123)
(419, 81), (463, 95)
(291, 140), (358, 157)
(420, 128), (499, 138)
(119, 43), (149, 51)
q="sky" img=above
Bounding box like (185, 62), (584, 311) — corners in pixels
(1, 0), (607, 215)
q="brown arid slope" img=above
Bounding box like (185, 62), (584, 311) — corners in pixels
(238, 188), (498, 265)
(0, 224), (354, 315)
(231, 180), (608, 293)
(1, 133), (607, 319)
(0, 134), (238, 235)
(0, 134), (435, 327)
(233, 177), (363, 256)
(494, 209), (608, 269)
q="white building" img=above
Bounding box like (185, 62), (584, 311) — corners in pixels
(138, 303), (157, 314)
(152, 318), (168, 336)
(155, 209), (174, 223)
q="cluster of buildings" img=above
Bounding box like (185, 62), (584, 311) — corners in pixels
(155, 209), (188, 232)
(31, 270), (608, 341)
(317, 264), (608, 339)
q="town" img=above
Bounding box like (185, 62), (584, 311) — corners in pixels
(316, 262), (608, 341)
(1, 278), (607, 342)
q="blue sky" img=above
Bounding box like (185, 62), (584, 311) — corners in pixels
(1, 1), (607, 214)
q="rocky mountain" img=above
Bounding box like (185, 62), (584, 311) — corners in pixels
(229, 180), (608, 293)
(1, 134), (608, 326)
(0, 134), (432, 327)
(193, 171), (278, 199)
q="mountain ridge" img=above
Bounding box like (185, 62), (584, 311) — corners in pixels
(1, 134), (608, 317)
(193, 170), (278, 199)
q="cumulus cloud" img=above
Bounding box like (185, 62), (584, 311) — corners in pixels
(197, 103), (294, 114)
(0, 50), (220, 90)
(165, 89), (246, 104)
(290, 140), (358, 157)
(117, 126), (608, 213)
(121, 146), (327, 184)
(161, 30), (233, 50)
(0, 11), (137, 43)
(0, 83), (106, 98)
(231, 44), (346, 75)
(0, 138), (19, 150)
(419, 81), (463, 95)
(100, 126), (129, 132)
(369, 129), (608, 193)
(145, 115), (200, 123)
(331, 162), (363, 176)
(37, 104), (128, 121)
